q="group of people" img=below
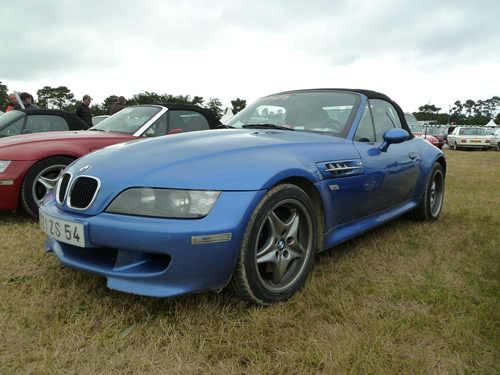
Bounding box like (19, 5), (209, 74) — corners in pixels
(5, 92), (39, 112)
(75, 95), (127, 126)
(4, 92), (127, 127)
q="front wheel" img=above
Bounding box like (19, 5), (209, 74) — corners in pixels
(229, 184), (318, 305)
(21, 156), (74, 218)
(409, 163), (445, 222)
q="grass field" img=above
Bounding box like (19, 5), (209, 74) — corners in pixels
(1, 149), (499, 374)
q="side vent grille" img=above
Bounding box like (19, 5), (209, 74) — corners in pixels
(325, 162), (362, 176)
(317, 160), (364, 179)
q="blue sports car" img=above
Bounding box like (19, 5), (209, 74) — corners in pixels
(40, 89), (446, 305)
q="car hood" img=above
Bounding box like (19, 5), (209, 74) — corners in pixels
(0, 130), (136, 160)
(69, 129), (360, 192)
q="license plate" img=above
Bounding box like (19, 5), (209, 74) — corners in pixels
(39, 209), (86, 247)
(471, 140), (481, 143)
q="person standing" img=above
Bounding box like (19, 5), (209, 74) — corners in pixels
(109, 96), (126, 115)
(12, 92), (39, 110)
(76, 95), (93, 126)
(6, 93), (18, 112)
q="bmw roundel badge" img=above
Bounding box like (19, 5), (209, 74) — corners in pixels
(78, 164), (92, 174)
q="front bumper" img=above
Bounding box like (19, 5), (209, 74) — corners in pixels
(42, 190), (266, 297)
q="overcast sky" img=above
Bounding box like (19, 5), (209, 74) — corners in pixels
(2, 0), (499, 113)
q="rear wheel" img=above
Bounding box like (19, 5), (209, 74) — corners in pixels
(229, 184), (318, 305)
(21, 156), (73, 218)
(453, 142), (459, 150)
(409, 163), (445, 222)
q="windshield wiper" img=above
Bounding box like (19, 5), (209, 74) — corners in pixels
(88, 128), (106, 132)
(242, 124), (295, 131)
(217, 124), (236, 129)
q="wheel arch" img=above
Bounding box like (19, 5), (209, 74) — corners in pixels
(20, 155), (78, 217)
(276, 176), (325, 250)
(435, 155), (447, 177)
(21, 154), (78, 187)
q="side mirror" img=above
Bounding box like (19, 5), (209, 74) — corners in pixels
(379, 128), (409, 152)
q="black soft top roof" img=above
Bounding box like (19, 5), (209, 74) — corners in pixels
(156, 103), (222, 128)
(12, 109), (91, 130)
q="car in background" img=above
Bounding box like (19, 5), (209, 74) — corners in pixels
(91, 115), (110, 125)
(0, 109), (90, 137)
(447, 126), (491, 150)
(424, 126), (445, 149)
(40, 88), (446, 305)
(489, 128), (500, 151)
(0, 103), (221, 218)
(404, 113), (439, 148)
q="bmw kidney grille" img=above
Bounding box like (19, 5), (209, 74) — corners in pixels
(57, 173), (101, 210)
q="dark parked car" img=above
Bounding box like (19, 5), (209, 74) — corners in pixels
(0, 109), (90, 137)
(40, 88), (446, 305)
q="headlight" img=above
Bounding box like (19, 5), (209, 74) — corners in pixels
(105, 188), (221, 218)
(0, 160), (12, 173)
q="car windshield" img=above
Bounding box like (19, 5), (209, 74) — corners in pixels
(225, 91), (361, 138)
(404, 114), (423, 133)
(459, 128), (485, 136)
(89, 106), (162, 135)
(425, 127), (443, 135)
(0, 110), (26, 136)
(0, 110), (24, 128)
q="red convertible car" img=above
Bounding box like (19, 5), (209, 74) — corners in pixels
(0, 103), (221, 217)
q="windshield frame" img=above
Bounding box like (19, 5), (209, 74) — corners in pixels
(89, 105), (165, 136)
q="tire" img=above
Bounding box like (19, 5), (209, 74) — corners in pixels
(497, 143), (500, 151)
(21, 156), (74, 218)
(229, 184), (318, 305)
(409, 163), (445, 222)
(453, 142), (459, 150)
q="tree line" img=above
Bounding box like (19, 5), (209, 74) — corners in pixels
(0, 82), (247, 120)
(2, 81), (497, 125)
(413, 96), (500, 125)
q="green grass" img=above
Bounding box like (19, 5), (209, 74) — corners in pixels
(1, 149), (499, 374)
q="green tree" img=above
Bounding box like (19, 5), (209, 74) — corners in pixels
(90, 103), (107, 116)
(127, 91), (167, 106)
(164, 94), (192, 104)
(415, 103), (442, 124)
(192, 96), (204, 106)
(36, 86), (77, 111)
(206, 98), (223, 119)
(231, 98), (247, 114)
(0, 81), (9, 111)
(463, 99), (475, 119)
(418, 104), (441, 114)
(102, 95), (119, 114)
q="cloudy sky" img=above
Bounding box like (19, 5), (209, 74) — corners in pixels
(2, 0), (499, 113)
